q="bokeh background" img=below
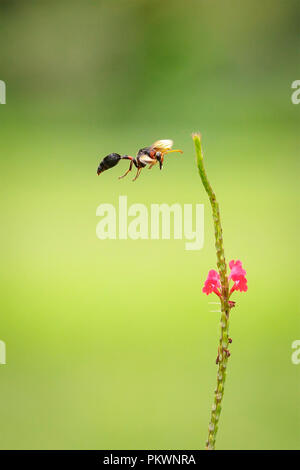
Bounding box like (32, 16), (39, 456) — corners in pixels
(0, 0), (299, 450)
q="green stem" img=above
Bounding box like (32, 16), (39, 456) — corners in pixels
(193, 133), (231, 450)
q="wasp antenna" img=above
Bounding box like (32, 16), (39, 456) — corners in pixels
(164, 149), (183, 156)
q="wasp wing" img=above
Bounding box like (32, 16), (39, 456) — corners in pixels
(151, 139), (173, 152)
(138, 153), (156, 164)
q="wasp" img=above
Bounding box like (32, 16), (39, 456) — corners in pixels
(97, 140), (183, 181)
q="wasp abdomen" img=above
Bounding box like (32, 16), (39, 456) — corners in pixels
(97, 153), (121, 175)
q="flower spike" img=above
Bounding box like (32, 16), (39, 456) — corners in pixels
(194, 133), (248, 450)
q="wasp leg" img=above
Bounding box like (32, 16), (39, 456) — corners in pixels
(118, 156), (137, 179)
(119, 160), (133, 179)
(148, 162), (156, 169)
(132, 167), (142, 181)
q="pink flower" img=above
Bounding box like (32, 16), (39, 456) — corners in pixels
(229, 260), (246, 279)
(202, 270), (221, 297)
(229, 260), (248, 294)
(202, 260), (248, 301)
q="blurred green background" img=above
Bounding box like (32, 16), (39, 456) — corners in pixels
(0, 0), (299, 450)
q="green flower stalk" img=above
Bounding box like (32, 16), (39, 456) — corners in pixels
(193, 133), (247, 450)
